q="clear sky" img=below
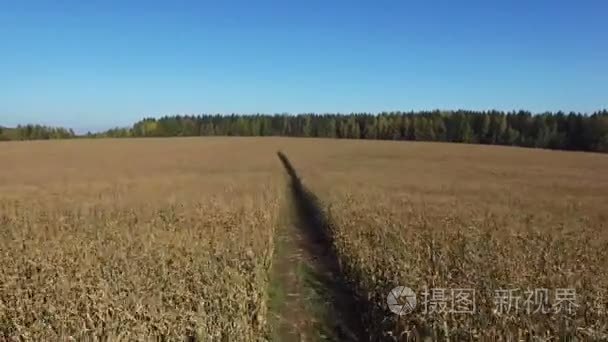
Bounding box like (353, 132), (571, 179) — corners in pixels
(1, 0), (607, 133)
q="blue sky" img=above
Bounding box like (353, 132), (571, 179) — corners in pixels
(1, 0), (607, 133)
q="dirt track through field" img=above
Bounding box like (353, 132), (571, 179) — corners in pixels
(268, 152), (366, 341)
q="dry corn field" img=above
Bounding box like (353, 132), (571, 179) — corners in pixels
(1, 137), (607, 341)
(285, 140), (608, 340)
(0, 138), (283, 340)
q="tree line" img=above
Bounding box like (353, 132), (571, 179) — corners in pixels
(96, 110), (608, 153)
(0, 124), (76, 141)
(3, 110), (607, 153)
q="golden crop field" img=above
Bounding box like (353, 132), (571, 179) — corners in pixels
(1, 137), (607, 341)
(0, 138), (283, 340)
(285, 140), (608, 340)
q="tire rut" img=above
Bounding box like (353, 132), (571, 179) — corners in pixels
(268, 151), (367, 341)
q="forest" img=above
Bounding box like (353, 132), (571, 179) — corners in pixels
(0, 125), (76, 141)
(2, 110), (608, 153)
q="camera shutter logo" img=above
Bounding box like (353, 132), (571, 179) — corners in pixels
(387, 286), (417, 315)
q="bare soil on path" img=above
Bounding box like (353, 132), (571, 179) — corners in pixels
(268, 152), (367, 341)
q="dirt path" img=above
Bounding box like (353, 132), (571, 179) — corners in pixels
(267, 152), (366, 341)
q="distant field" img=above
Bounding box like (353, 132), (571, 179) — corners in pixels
(1, 138), (607, 340)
